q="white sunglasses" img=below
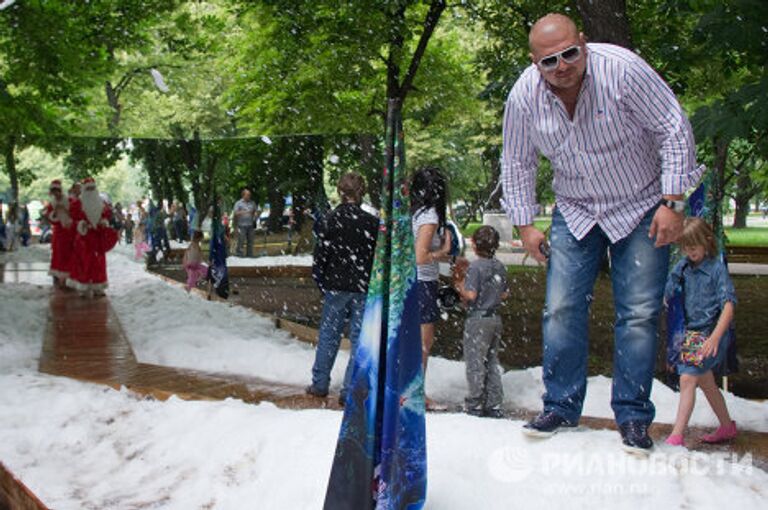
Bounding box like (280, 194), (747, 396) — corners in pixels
(537, 45), (582, 72)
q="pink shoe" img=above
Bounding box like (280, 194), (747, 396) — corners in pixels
(665, 434), (685, 447)
(701, 421), (738, 444)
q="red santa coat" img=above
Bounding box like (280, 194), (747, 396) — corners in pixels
(68, 199), (119, 291)
(43, 199), (76, 279)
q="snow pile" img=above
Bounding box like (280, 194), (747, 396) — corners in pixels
(106, 245), (768, 432)
(227, 254), (313, 267)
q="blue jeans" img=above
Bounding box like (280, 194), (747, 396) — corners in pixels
(542, 207), (669, 425)
(151, 227), (170, 253)
(311, 290), (366, 395)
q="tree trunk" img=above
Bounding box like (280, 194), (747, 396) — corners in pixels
(158, 144), (175, 206)
(359, 134), (381, 209)
(484, 145), (502, 211)
(710, 137), (731, 238)
(3, 135), (19, 204)
(733, 200), (749, 228)
(203, 150), (218, 225)
(140, 140), (163, 203)
(575, 0), (633, 48)
(732, 170), (755, 228)
(383, 0), (446, 122)
(171, 159), (187, 206)
(105, 81), (121, 135)
(295, 135), (325, 230)
(266, 186), (285, 233)
(179, 131), (207, 227)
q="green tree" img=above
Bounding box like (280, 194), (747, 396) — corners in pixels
(687, 0), (768, 230)
(0, 0), (179, 202)
(228, 0), (470, 207)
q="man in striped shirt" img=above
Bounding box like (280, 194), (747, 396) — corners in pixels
(502, 13), (703, 453)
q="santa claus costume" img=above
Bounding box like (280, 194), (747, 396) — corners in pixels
(42, 180), (75, 287)
(68, 178), (119, 296)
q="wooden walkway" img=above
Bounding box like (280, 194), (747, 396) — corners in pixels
(39, 288), (339, 411)
(1, 261), (767, 507)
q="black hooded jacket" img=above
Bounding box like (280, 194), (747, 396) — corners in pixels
(312, 203), (378, 294)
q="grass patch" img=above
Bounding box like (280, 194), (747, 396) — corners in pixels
(507, 264), (543, 276)
(725, 227), (768, 247)
(460, 218), (552, 238)
(461, 222), (483, 238)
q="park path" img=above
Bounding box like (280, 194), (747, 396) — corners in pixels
(1, 260), (768, 507)
(39, 276), (332, 411)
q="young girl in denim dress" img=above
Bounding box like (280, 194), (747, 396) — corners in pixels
(663, 217), (738, 447)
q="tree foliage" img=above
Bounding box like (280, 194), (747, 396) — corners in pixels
(0, 0), (765, 225)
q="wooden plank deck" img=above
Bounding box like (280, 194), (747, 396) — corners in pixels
(39, 289), (341, 410)
(0, 462), (48, 510)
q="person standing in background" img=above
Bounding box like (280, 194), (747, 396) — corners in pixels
(307, 173), (378, 405)
(43, 180), (75, 288)
(233, 188), (257, 257)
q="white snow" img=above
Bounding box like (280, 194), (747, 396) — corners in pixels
(1, 244), (767, 509)
(225, 254), (313, 267)
(106, 244), (768, 433)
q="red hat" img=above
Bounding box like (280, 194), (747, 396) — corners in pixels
(49, 179), (62, 190)
(81, 177), (97, 189)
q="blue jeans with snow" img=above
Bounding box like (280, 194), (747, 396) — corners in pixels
(311, 290), (366, 396)
(542, 207), (669, 426)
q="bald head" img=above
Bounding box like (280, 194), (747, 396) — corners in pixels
(529, 13), (579, 53)
(527, 13), (587, 94)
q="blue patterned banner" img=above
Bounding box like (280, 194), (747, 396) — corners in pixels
(323, 99), (427, 509)
(209, 202), (229, 299)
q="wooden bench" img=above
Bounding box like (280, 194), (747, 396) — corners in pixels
(725, 245), (768, 264)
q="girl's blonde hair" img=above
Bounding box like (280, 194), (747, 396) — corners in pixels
(678, 217), (718, 257)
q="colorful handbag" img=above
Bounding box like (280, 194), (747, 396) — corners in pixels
(680, 330), (707, 367)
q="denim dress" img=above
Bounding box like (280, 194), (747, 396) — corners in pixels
(664, 256), (737, 375)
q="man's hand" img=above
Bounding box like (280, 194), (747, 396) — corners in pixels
(649, 205), (684, 247)
(519, 225), (547, 263)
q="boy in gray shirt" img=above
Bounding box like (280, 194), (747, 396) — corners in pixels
(455, 226), (509, 418)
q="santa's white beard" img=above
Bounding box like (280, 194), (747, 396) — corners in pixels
(81, 189), (103, 226)
(50, 194), (67, 211)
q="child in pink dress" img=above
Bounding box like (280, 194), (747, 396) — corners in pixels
(133, 220), (150, 260)
(183, 230), (208, 292)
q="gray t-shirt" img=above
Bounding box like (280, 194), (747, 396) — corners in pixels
(464, 257), (508, 312)
(233, 199), (256, 227)
(412, 207), (441, 282)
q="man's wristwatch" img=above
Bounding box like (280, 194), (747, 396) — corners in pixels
(659, 198), (685, 213)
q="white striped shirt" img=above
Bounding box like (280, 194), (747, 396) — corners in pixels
(501, 43), (704, 242)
